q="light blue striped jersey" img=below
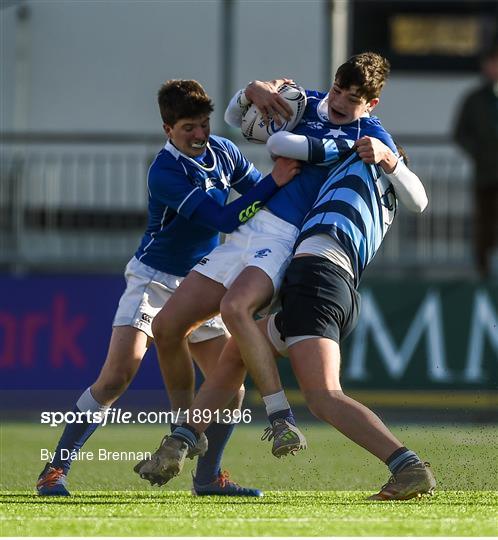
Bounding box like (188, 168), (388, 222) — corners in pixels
(296, 152), (398, 286)
(135, 135), (261, 276)
(266, 89), (397, 228)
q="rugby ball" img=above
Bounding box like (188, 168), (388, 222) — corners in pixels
(241, 83), (307, 144)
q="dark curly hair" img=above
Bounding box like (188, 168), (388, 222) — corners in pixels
(335, 52), (391, 101)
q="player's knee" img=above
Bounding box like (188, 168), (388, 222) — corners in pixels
(152, 312), (183, 344)
(94, 371), (133, 401)
(220, 295), (252, 325)
(306, 391), (345, 425)
(307, 400), (327, 422)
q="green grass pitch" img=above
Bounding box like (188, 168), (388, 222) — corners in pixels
(1, 422), (497, 536)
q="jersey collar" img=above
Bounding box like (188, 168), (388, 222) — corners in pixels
(164, 139), (217, 172)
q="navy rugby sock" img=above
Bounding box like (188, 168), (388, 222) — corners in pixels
(263, 390), (296, 425)
(171, 423), (199, 449)
(386, 446), (422, 475)
(194, 422), (235, 485)
(51, 406), (100, 473)
(268, 409), (296, 425)
(51, 388), (108, 474)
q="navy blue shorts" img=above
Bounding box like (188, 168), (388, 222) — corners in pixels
(275, 256), (360, 344)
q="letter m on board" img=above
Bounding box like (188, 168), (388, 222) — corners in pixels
(346, 289), (452, 382)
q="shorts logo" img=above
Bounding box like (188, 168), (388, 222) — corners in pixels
(198, 257), (209, 266)
(239, 201), (262, 223)
(141, 313), (152, 324)
(254, 248), (272, 258)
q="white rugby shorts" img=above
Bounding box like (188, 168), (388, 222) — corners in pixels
(113, 257), (227, 341)
(193, 210), (299, 292)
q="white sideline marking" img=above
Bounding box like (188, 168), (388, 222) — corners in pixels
(0, 516), (488, 523)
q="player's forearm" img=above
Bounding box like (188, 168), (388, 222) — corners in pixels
(190, 174), (279, 233)
(386, 160), (428, 213)
(267, 131), (353, 165)
(266, 131), (310, 160)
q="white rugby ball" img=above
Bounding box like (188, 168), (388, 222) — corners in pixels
(241, 83), (307, 144)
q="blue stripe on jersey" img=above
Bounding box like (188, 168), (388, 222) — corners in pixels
(303, 205), (368, 266)
(297, 154), (395, 285)
(312, 174), (374, 217)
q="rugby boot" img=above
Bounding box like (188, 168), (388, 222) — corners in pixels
(134, 431), (208, 485)
(134, 435), (191, 485)
(261, 418), (307, 458)
(36, 463), (70, 496)
(368, 462), (436, 501)
(192, 470), (263, 497)
(186, 431), (208, 459)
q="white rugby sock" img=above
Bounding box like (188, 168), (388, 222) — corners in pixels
(76, 387), (108, 413)
(171, 409), (188, 426)
(263, 391), (290, 416)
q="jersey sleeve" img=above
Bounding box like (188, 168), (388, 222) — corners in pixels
(267, 131), (354, 166)
(223, 139), (263, 195)
(361, 119), (398, 154)
(189, 174), (279, 234)
(148, 164), (207, 219)
(385, 159), (428, 213)
(224, 88), (250, 128)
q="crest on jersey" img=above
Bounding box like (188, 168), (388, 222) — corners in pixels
(254, 248), (272, 258)
(205, 171), (229, 191)
(377, 176), (397, 230)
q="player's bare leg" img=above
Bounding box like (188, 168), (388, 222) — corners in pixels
(288, 337), (435, 500)
(92, 326), (151, 405)
(221, 278), (307, 457)
(190, 336), (245, 413)
(288, 337), (401, 459)
(152, 270), (227, 411)
(186, 335), (249, 433)
(220, 267), (281, 395)
(136, 272), (225, 483)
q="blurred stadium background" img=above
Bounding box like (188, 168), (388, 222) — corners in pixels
(1, 0), (497, 430)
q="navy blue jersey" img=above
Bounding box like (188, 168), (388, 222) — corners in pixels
(135, 135), (262, 276)
(297, 152), (398, 286)
(266, 89), (397, 228)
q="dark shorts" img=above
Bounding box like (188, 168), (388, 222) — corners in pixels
(275, 256), (360, 344)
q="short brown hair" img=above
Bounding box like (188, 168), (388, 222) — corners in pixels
(335, 52), (390, 101)
(158, 80), (214, 126)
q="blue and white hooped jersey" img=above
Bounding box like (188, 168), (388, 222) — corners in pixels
(297, 152), (398, 286)
(135, 135), (262, 276)
(266, 89), (397, 228)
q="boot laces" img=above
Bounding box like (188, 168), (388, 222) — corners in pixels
(217, 470), (238, 489)
(261, 426), (274, 441)
(261, 418), (290, 441)
(37, 467), (65, 488)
